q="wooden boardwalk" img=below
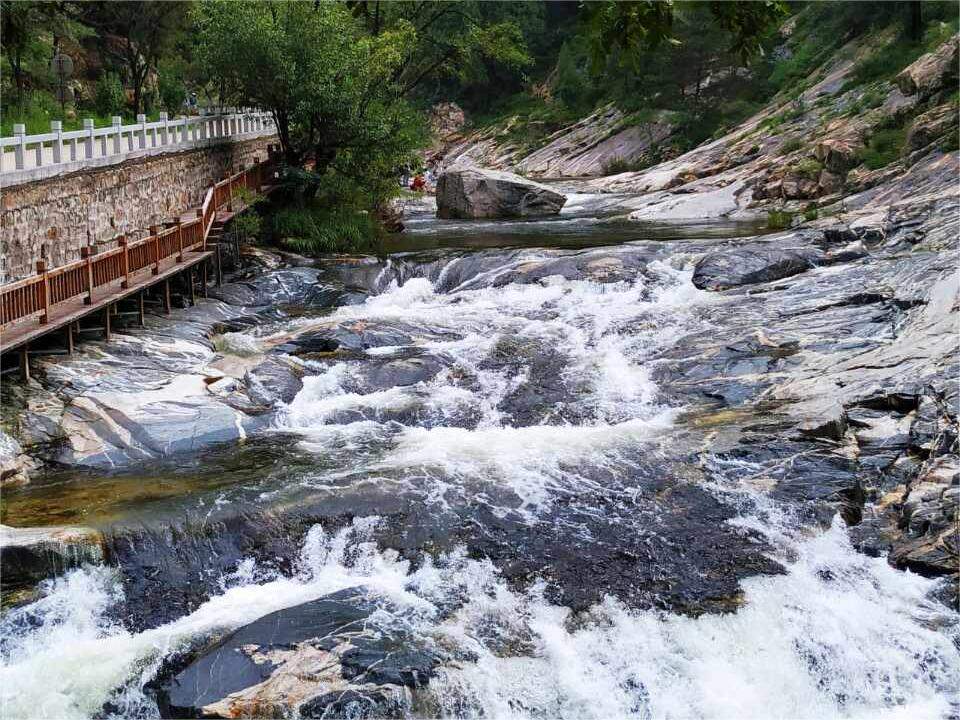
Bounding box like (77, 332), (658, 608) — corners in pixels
(0, 154), (279, 378)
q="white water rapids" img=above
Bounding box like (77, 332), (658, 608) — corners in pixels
(1, 250), (957, 719)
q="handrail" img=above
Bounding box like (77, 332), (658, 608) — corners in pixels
(1, 109), (276, 176)
(0, 151), (277, 332)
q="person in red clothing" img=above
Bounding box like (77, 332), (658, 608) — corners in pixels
(410, 174), (426, 192)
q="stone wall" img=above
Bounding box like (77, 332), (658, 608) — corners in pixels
(1, 135), (276, 283)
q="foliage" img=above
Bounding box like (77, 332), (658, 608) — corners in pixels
(803, 205), (819, 222)
(779, 138), (804, 155)
(582, 1), (787, 74)
(859, 128), (907, 169)
(93, 73), (125, 117)
(158, 59), (188, 115)
(345, 1), (539, 108)
(600, 155), (646, 176)
(792, 158), (823, 179)
(229, 210), (262, 241)
(80, 2), (191, 115)
(272, 203), (380, 255)
(195, 0), (424, 218)
(767, 210), (794, 229)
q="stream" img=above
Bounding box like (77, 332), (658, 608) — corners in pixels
(1, 190), (957, 719)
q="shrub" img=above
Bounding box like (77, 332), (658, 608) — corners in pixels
(859, 128), (906, 169)
(272, 204), (380, 255)
(94, 73), (125, 117)
(230, 211), (262, 241)
(767, 210), (795, 229)
(779, 137), (804, 155)
(803, 205), (819, 222)
(601, 155), (646, 175)
(158, 73), (186, 116)
(792, 158), (824, 179)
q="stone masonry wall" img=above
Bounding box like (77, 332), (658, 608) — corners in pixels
(1, 136), (276, 283)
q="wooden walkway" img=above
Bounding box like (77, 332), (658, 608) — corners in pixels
(0, 153), (279, 378)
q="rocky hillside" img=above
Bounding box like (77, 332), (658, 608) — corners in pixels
(431, 31), (958, 220)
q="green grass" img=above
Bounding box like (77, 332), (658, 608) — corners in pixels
(272, 204), (381, 255)
(1, 93), (164, 136)
(791, 158), (824, 179)
(859, 128), (907, 169)
(600, 155), (648, 175)
(779, 138), (804, 155)
(767, 210), (795, 230)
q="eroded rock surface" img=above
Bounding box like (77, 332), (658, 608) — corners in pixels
(156, 587), (437, 719)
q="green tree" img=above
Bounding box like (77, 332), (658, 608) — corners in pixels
(93, 72), (124, 116)
(80, 1), (191, 115)
(345, 1), (536, 100)
(583, 0), (787, 73)
(195, 0), (423, 209)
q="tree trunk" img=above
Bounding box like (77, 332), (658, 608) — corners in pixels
(908, 1), (923, 43)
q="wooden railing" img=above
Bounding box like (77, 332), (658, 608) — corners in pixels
(0, 153), (277, 332)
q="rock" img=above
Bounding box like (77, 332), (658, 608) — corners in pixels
(54, 376), (258, 468)
(156, 587), (437, 719)
(0, 430), (33, 487)
(246, 357), (305, 406)
(905, 103), (958, 152)
(429, 102), (466, 141)
(781, 174), (820, 199)
(889, 455), (960, 576)
(895, 34), (959, 99)
(692, 241), (821, 290)
(818, 169), (845, 194)
(879, 87), (918, 123)
(0, 524), (103, 589)
(435, 167), (566, 219)
(815, 135), (865, 174)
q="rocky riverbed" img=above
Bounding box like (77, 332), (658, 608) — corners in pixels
(2, 34), (958, 720)
(1, 165), (957, 718)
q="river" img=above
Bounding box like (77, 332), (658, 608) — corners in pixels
(1, 190), (957, 719)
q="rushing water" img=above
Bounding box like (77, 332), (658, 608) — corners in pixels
(1, 195), (957, 719)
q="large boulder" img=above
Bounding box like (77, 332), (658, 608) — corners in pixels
(436, 166), (566, 219)
(896, 34), (959, 99)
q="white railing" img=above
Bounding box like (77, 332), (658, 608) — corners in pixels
(0, 109), (276, 184)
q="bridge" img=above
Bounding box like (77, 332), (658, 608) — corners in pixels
(0, 112), (281, 381)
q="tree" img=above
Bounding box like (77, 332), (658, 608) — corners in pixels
(1, 2), (52, 106)
(80, 1), (190, 115)
(195, 1), (423, 203)
(583, 0), (787, 73)
(345, 1), (536, 102)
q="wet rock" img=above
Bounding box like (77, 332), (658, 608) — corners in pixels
(692, 242), (821, 290)
(55, 384), (257, 469)
(0, 524), (103, 589)
(895, 34), (959, 99)
(889, 455), (960, 576)
(436, 166), (566, 219)
(0, 430), (33, 487)
(276, 322), (420, 356)
(155, 587), (436, 719)
(246, 357), (305, 406)
(207, 268), (326, 308)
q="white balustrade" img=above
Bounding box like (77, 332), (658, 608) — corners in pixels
(0, 109), (276, 183)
